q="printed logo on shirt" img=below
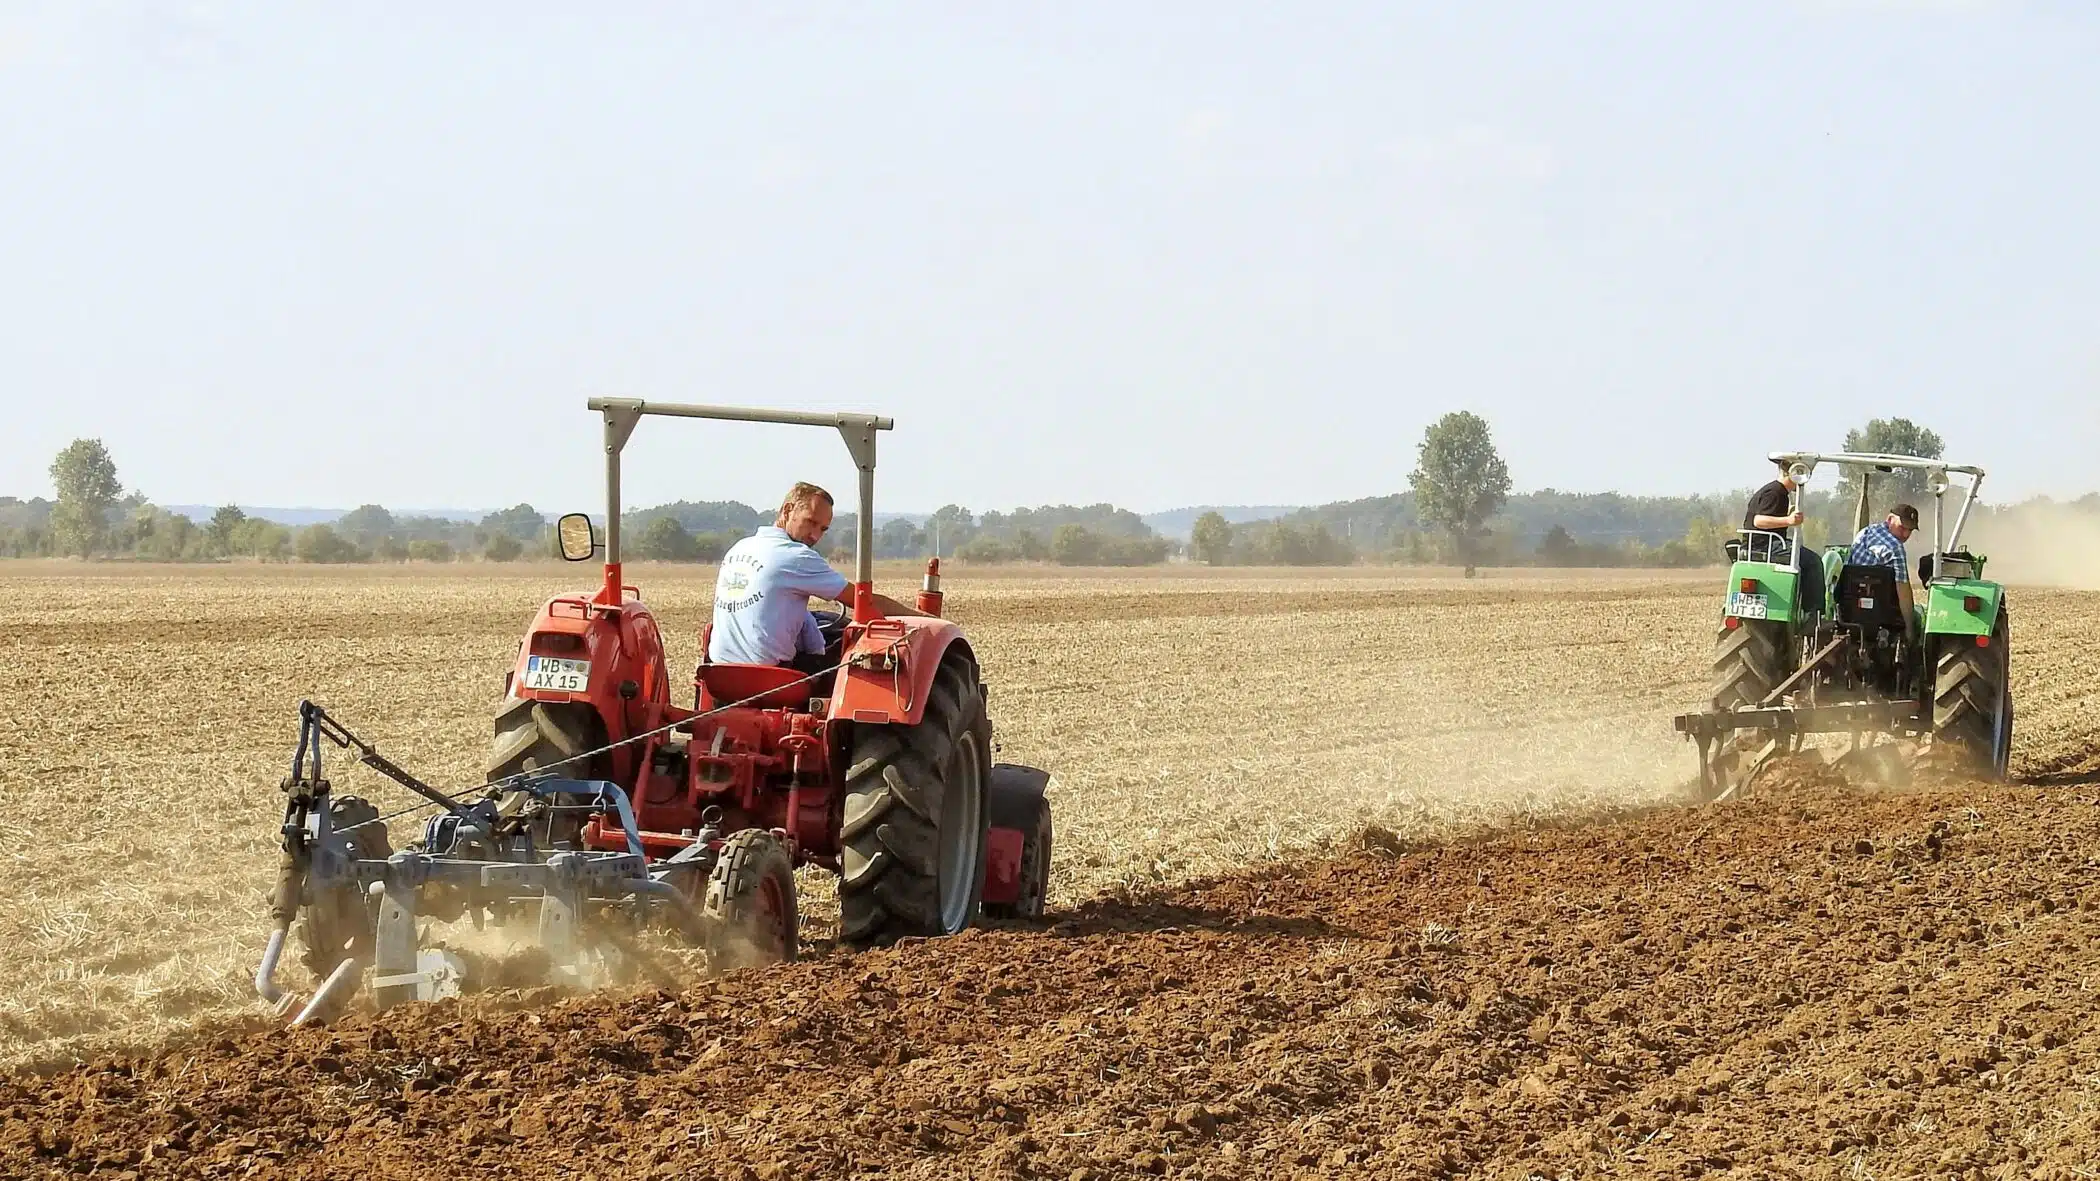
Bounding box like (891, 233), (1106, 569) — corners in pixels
(716, 555), (766, 614)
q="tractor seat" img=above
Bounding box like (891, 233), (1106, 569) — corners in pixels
(698, 663), (815, 711)
(1834, 564), (1904, 634)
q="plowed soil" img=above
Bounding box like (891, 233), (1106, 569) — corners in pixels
(9, 765), (2100, 1180)
(4, 566), (2097, 1177)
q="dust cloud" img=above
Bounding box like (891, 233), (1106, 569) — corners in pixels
(1966, 503), (2100, 590)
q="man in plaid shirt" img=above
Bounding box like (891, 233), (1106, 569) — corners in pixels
(1849, 502), (1921, 635)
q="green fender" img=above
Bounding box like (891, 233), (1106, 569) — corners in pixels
(1722, 562), (1799, 627)
(1924, 579), (2005, 638)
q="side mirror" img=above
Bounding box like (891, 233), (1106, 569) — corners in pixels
(1917, 554), (1934, 584)
(556, 513), (597, 562)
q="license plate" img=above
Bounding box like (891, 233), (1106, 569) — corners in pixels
(1727, 593), (1768, 620)
(522, 655), (591, 692)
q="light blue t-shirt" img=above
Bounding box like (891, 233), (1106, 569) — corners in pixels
(709, 526), (851, 665)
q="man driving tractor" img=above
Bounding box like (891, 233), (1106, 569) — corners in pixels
(1849, 502), (1922, 635)
(710, 482), (924, 671)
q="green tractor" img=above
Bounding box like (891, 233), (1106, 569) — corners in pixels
(1676, 452), (2012, 801)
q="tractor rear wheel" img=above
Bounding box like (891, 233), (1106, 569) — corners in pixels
(1933, 610), (2012, 779)
(839, 650), (991, 946)
(487, 697), (608, 846)
(1702, 619), (1787, 803)
(702, 829), (799, 967)
(1711, 618), (1785, 710)
(295, 796), (390, 982)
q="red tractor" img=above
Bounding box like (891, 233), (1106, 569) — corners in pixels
(259, 401), (1051, 1019)
(490, 399), (1052, 958)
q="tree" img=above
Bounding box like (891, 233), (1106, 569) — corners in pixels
(1095, 534), (1171, 566)
(338, 504), (396, 542)
(208, 505), (247, 555)
(295, 524), (363, 563)
(1837, 417), (1945, 515)
(1680, 515), (1733, 566)
(133, 510), (201, 561)
(1409, 411), (1511, 577)
(1050, 524), (1099, 565)
(955, 535), (1017, 564)
(480, 503), (545, 541)
(48, 439), (123, 557)
(879, 517), (926, 559)
(925, 505), (976, 555)
(484, 532), (526, 562)
(1191, 512), (1232, 566)
(1537, 525), (1578, 566)
(1233, 522), (1355, 567)
(232, 518), (292, 561)
(634, 516), (699, 562)
(407, 539), (453, 562)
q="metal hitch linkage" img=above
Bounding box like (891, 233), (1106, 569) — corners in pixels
(258, 703), (712, 1015)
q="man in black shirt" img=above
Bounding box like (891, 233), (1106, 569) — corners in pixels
(1737, 457), (1823, 619)
(1743, 458), (1806, 533)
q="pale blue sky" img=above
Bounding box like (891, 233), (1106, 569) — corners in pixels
(2, 2), (2094, 514)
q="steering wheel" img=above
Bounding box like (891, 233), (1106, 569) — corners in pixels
(810, 606), (849, 649)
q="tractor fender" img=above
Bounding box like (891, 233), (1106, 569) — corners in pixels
(1923, 579), (2005, 638)
(830, 616), (973, 727)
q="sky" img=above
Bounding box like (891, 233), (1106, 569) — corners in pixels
(2, 1), (2096, 515)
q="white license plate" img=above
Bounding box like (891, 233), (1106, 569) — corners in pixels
(522, 655), (591, 692)
(1727, 593), (1768, 620)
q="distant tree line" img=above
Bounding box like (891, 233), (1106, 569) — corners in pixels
(12, 421), (2094, 569)
(2, 441), (1191, 568)
(1188, 513), (1359, 567)
(0, 439), (563, 563)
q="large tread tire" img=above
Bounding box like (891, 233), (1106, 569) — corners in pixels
(1701, 619), (1789, 805)
(487, 697), (606, 782)
(295, 796), (390, 982)
(1933, 609), (2012, 780)
(487, 698), (608, 847)
(702, 830), (799, 967)
(1711, 619), (1784, 710)
(839, 651), (991, 946)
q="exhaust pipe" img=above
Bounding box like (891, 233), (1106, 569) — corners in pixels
(916, 558), (944, 616)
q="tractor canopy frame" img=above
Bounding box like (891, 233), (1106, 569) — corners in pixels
(581, 398), (895, 619)
(1759, 451), (1987, 579)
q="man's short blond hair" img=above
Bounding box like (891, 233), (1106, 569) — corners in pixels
(776, 482), (835, 527)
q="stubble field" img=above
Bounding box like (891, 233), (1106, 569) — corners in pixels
(0, 562), (1730, 1063)
(2, 561), (2098, 1178)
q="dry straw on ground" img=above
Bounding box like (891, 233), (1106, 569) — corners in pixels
(0, 562), (2092, 1068)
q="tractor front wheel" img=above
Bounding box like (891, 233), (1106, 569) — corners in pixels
(839, 650), (991, 946)
(1933, 610), (2012, 779)
(701, 829), (799, 967)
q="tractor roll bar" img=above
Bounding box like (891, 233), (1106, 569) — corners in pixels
(586, 398), (895, 608)
(1767, 451), (1988, 575)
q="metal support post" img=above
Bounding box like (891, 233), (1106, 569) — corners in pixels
(372, 853), (427, 1011)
